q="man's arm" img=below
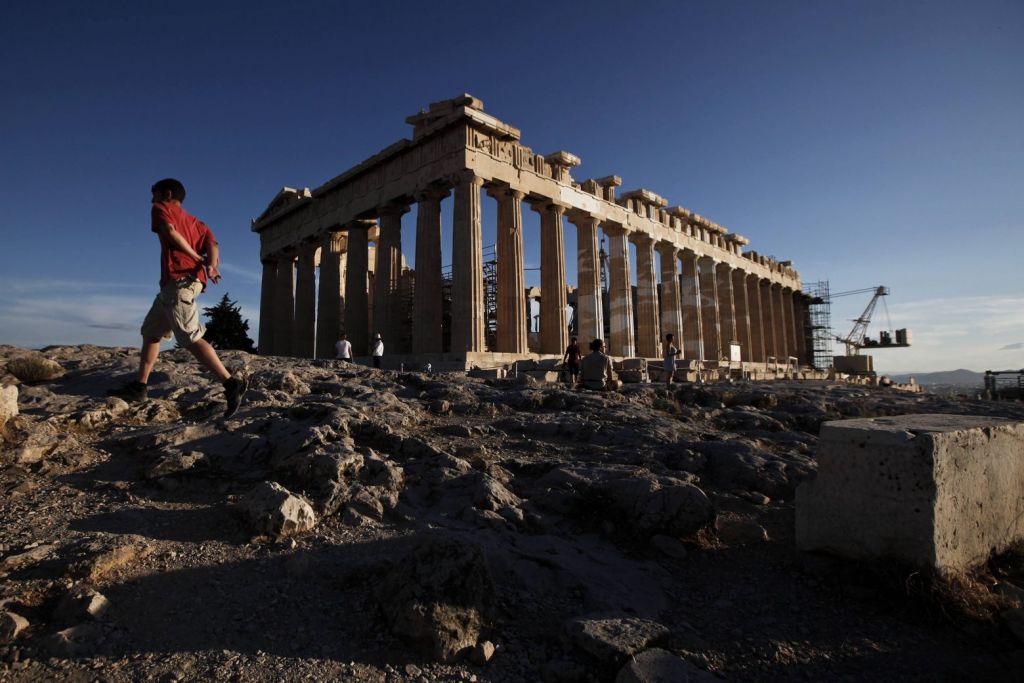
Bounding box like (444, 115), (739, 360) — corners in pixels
(156, 223), (203, 262)
(205, 238), (221, 283)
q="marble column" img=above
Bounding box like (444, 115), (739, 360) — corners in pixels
(293, 241), (317, 358)
(258, 260), (276, 355)
(373, 204), (408, 353)
(657, 243), (683, 349)
(697, 256), (720, 361)
(344, 221), (372, 356)
(731, 269), (751, 362)
(532, 201), (568, 355)
(746, 274), (765, 363)
(715, 262), (736, 360)
(793, 292), (808, 366)
(451, 171), (485, 353)
(605, 226), (635, 357)
(633, 234), (660, 358)
(315, 231), (345, 359)
(680, 249), (703, 360)
(569, 213), (603, 346)
(784, 288), (799, 364)
(412, 188), (447, 354)
(489, 186), (528, 353)
(272, 253), (295, 357)
(772, 284), (789, 360)
(760, 280), (776, 360)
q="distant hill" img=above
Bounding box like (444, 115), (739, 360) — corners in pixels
(889, 369), (984, 388)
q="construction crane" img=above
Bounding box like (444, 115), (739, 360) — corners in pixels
(827, 285), (911, 374)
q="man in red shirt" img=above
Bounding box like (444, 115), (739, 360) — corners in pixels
(109, 178), (247, 418)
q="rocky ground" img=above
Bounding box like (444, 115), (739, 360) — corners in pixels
(2, 344), (1024, 682)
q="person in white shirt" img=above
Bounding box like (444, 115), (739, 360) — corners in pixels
(371, 333), (384, 368)
(335, 333), (352, 362)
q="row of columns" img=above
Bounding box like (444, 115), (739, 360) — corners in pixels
(256, 172), (810, 365)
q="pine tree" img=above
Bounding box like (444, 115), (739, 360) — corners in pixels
(202, 293), (256, 352)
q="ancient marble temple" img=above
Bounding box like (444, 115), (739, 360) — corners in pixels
(252, 94), (809, 369)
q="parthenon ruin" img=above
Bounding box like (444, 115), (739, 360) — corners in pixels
(253, 94), (810, 373)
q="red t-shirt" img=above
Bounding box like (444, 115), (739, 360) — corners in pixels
(151, 201), (214, 287)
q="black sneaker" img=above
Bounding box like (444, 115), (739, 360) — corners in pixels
(223, 376), (249, 418)
(107, 380), (147, 403)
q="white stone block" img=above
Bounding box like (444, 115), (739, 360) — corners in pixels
(0, 384), (17, 428)
(796, 414), (1024, 572)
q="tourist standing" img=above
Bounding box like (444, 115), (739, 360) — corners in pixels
(371, 333), (384, 369)
(662, 333), (681, 385)
(335, 333), (352, 362)
(562, 336), (582, 384)
(108, 178), (247, 417)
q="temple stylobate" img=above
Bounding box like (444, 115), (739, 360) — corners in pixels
(252, 94), (810, 372)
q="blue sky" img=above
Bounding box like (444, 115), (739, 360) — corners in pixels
(1, 0), (1021, 372)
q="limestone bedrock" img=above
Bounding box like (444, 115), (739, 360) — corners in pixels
(796, 414), (1024, 572)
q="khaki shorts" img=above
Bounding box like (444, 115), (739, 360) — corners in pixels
(141, 279), (205, 347)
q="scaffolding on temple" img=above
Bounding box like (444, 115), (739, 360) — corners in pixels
(804, 280), (834, 370)
(439, 244), (499, 351)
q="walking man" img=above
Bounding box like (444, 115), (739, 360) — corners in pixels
(109, 178), (247, 417)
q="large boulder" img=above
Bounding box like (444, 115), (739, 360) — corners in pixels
(0, 384), (17, 429)
(376, 537), (494, 662)
(238, 481), (317, 540)
(6, 356), (64, 383)
(616, 648), (716, 682)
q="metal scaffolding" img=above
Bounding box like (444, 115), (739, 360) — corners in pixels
(804, 280), (834, 370)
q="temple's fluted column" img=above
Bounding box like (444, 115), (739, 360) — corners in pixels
(605, 225), (635, 357)
(697, 256), (720, 361)
(258, 260), (276, 355)
(413, 188), (447, 354)
(272, 252), (295, 356)
(732, 269), (752, 362)
(374, 204), (408, 353)
(793, 292), (808, 366)
(746, 274), (765, 363)
(680, 249), (703, 360)
(760, 279), (776, 360)
(657, 243), (683, 348)
(784, 287), (799, 363)
(771, 283), (788, 360)
(293, 241), (317, 358)
(344, 221), (372, 355)
(530, 201), (568, 355)
(715, 262), (736, 360)
(488, 186), (528, 353)
(451, 171), (485, 353)
(569, 212), (603, 346)
(316, 230), (345, 358)
(633, 234), (660, 358)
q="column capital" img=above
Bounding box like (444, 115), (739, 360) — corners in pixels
(448, 169), (483, 187)
(484, 182), (524, 202)
(565, 208), (599, 227)
(602, 222), (628, 237)
(526, 196), (568, 214)
(378, 202), (411, 218)
(629, 232), (655, 247)
(655, 241), (679, 259)
(346, 218), (377, 232)
(415, 184), (451, 203)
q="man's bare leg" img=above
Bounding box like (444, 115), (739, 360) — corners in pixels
(186, 339), (231, 382)
(137, 338), (162, 384)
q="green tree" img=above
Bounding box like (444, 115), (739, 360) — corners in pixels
(202, 293), (256, 352)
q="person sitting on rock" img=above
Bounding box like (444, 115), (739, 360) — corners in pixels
(108, 178), (247, 418)
(579, 338), (620, 391)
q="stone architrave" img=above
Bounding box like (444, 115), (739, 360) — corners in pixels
(732, 268), (752, 363)
(533, 201), (568, 355)
(697, 256), (720, 361)
(272, 254), (295, 357)
(569, 212), (603, 346)
(715, 262), (735, 360)
(374, 204), (409, 353)
(316, 231), (345, 359)
(772, 284), (788, 360)
(258, 260), (276, 355)
(657, 243), (682, 348)
(633, 234), (660, 358)
(293, 242), (317, 358)
(413, 188), (448, 354)
(679, 249), (703, 361)
(344, 221), (373, 356)
(451, 171), (485, 353)
(760, 279), (776, 360)
(605, 225), (635, 357)
(488, 186), (528, 354)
